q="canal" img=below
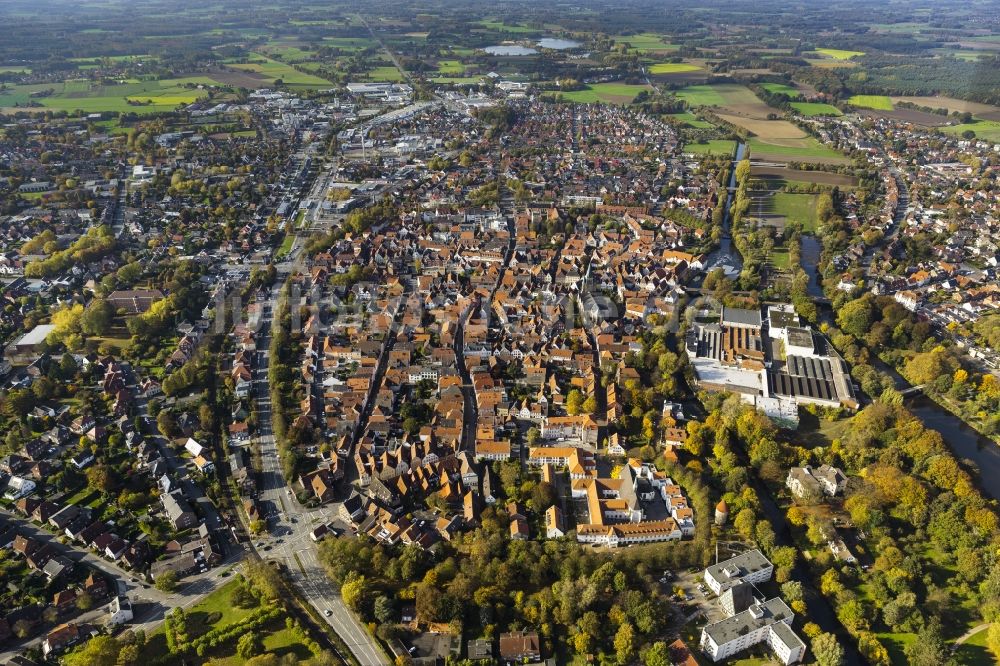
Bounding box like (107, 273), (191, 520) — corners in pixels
(704, 142), (746, 276)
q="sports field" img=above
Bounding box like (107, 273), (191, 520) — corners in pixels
(815, 48), (865, 60)
(230, 56), (330, 86)
(613, 33), (679, 52)
(554, 83), (653, 104)
(649, 62), (701, 74)
(791, 102), (842, 116)
(848, 95), (894, 110)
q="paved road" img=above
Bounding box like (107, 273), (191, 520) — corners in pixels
(250, 274), (388, 666)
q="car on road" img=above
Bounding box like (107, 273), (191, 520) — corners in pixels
(324, 609), (332, 616)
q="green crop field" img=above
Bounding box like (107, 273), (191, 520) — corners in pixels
(747, 137), (845, 161)
(551, 82), (652, 103)
(668, 112), (714, 128)
(649, 62), (701, 74)
(848, 94), (894, 110)
(815, 47), (865, 60)
(791, 102), (842, 116)
(322, 36), (376, 50)
(476, 19), (538, 33)
(231, 56), (330, 86)
(674, 84), (727, 106)
(0, 77), (217, 113)
(682, 139), (736, 156)
(942, 119), (1000, 142)
(761, 83), (799, 95)
(613, 33), (679, 52)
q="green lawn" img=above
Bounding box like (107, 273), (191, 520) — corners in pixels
(815, 47), (865, 60)
(770, 247), (791, 269)
(432, 76), (483, 84)
(877, 632), (916, 664)
(791, 102), (843, 116)
(668, 112), (714, 128)
(770, 192), (819, 231)
(613, 32), (679, 52)
(550, 82), (652, 103)
(436, 59), (466, 74)
(747, 137), (845, 160)
(231, 56), (330, 86)
(848, 94), (894, 110)
(942, 119), (1000, 142)
(649, 62), (701, 74)
(954, 624), (995, 665)
(683, 139), (736, 156)
(368, 65), (404, 81)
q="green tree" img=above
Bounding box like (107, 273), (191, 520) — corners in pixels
(154, 570), (179, 593)
(566, 390), (584, 416)
(812, 632), (845, 666)
(342, 575), (367, 612)
(237, 632), (262, 660)
(614, 622), (636, 665)
(63, 635), (121, 666)
(80, 298), (115, 336)
(643, 641), (671, 666)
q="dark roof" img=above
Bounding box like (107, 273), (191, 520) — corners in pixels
(720, 306), (762, 328)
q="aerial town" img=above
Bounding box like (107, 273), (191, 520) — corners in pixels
(0, 0), (999, 665)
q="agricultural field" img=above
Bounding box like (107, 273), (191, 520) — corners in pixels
(760, 83), (799, 95)
(432, 76), (483, 84)
(752, 165), (858, 188)
(648, 62), (701, 74)
(551, 82), (652, 104)
(790, 102), (842, 116)
(747, 136), (847, 163)
(848, 95), (894, 110)
(229, 56), (330, 86)
(889, 95), (1000, 120)
(476, 19), (538, 33)
(682, 139), (736, 156)
(0, 77), (216, 113)
(814, 47), (865, 60)
(613, 32), (679, 52)
(322, 36), (377, 50)
(676, 84), (769, 113)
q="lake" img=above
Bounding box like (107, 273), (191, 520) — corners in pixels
(484, 45), (538, 56)
(537, 38), (581, 49)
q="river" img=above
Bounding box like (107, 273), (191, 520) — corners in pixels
(798, 246), (1000, 499)
(704, 142), (745, 277)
